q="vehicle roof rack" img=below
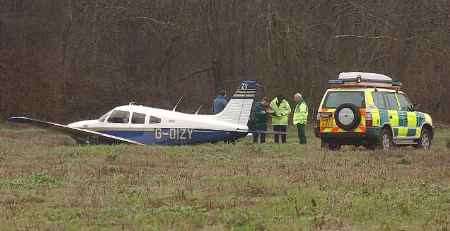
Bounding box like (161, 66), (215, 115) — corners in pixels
(329, 72), (402, 90)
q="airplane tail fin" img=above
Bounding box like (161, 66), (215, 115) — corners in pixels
(216, 80), (257, 128)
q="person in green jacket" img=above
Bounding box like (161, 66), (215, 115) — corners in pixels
(270, 95), (291, 143)
(293, 93), (308, 144)
(252, 97), (269, 143)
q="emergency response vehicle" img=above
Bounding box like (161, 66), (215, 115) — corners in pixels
(315, 72), (433, 150)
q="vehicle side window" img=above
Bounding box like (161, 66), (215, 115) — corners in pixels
(372, 92), (386, 109)
(397, 94), (412, 111)
(149, 116), (161, 124)
(107, 110), (130, 123)
(383, 93), (399, 110)
(131, 112), (146, 124)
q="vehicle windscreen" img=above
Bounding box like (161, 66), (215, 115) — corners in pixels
(323, 91), (365, 108)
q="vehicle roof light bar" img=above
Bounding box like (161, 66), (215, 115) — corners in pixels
(392, 81), (402, 87)
(328, 80), (344, 84)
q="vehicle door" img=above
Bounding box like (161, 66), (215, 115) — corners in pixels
(382, 92), (401, 138)
(319, 90), (365, 132)
(396, 93), (418, 139)
(372, 91), (389, 127)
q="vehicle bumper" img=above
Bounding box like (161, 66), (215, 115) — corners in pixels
(317, 127), (381, 145)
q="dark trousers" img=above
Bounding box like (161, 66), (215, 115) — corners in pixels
(297, 123), (307, 144)
(253, 125), (267, 143)
(253, 131), (266, 143)
(273, 125), (287, 144)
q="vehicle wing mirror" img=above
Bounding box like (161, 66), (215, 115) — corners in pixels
(408, 104), (419, 111)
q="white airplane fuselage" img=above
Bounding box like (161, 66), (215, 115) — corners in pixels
(67, 105), (249, 145)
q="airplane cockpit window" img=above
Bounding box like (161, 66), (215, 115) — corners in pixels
(131, 112), (146, 124)
(107, 110), (130, 123)
(98, 112), (110, 122)
(149, 116), (161, 124)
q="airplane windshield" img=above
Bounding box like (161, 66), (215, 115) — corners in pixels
(98, 112), (110, 122)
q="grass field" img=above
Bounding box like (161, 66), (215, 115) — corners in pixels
(0, 123), (449, 230)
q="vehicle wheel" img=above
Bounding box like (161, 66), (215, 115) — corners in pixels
(334, 104), (361, 131)
(364, 143), (377, 150)
(379, 128), (393, 151)
(321, 140), (341, 151)
(328, 143), (341, 151)
(416, 129), (432, 150)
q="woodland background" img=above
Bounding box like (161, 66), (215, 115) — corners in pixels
(0, 0), (449, 123)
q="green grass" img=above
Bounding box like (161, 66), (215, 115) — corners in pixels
(0, 124), (449, 230)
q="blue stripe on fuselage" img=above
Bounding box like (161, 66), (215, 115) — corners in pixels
(100, 129), (247, 145)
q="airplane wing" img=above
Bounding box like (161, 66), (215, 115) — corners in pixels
(8, 117), (143, 145)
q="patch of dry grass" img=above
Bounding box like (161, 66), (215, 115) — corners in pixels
(0, 124), (449, 230)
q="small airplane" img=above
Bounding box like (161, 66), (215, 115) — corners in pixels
(8, 80), (257, 145)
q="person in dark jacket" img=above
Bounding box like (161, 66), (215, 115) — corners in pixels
(252, 97), (269, 143)
(212, 90), (228, 114)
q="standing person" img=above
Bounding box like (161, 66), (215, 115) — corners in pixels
(270, 95), (291, 144)
(293, 93), (308, 144)
(253, 97), (269, 143)
(212, 90), (227, 114)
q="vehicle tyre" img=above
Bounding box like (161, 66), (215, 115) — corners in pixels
(379, 127), (393, 151)
(328, 143), (341, 151)
(364, 143), (377, 150)
(321, 139), (341, 151)
(334, 104), (361, 131)
(416, 128), (432, 150)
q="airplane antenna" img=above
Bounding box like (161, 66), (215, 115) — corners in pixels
(194, 105), (203, 114)
(172, 96), (184, 111)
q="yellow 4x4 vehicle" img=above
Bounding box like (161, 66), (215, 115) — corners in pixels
(315, 72), (433, 150)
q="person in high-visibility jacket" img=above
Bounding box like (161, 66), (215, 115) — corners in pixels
(270, 95), (291, 143)
(293, 93), (308, 144)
